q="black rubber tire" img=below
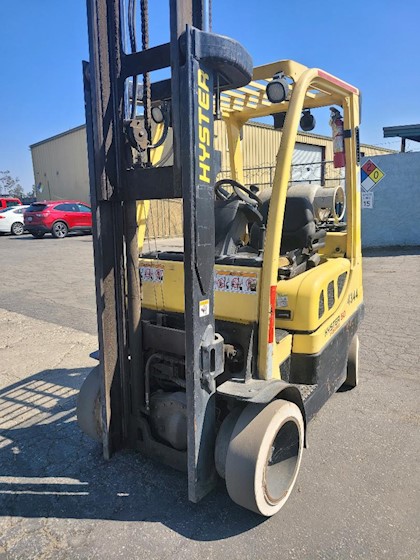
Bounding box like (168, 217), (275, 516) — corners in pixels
(215, 407), (242, 479)
(77, 366), (102, 442)
(343, 334), (359, 389)
(52, 221), (68, 238)
(31, 231), (45, 239)
(11, 222), (24, 236)
(225, 400), (304, 516)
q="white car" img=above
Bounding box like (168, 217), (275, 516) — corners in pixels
(0, 205), (29, 235)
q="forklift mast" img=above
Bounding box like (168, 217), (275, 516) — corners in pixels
(83, 0), (252, 501)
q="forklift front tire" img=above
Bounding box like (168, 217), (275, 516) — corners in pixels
(225, 399), (304, 517)
(77, 365), (102, 442)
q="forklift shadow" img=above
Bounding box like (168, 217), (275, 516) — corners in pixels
(0, 367), (263, 539)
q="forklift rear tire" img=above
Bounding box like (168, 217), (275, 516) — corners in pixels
(342, 334), (359, 389)
(77, 366), (102, 442)
(225, 400), (304, 517)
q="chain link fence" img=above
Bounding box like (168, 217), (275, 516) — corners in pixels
(144, 161), (345, 239)
(217, 160), (345, 191)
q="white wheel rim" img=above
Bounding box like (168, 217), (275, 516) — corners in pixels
(260, 418), (301, 505)
(253, 407), (303, 515)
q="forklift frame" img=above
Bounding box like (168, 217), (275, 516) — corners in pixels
(82, 0), (363, 513)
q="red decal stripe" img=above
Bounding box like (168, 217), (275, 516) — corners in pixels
(268, 285), (277, 344)
(317, 70), (358, 94)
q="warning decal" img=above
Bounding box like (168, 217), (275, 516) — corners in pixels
(140, 264), (164, 283)
(199, 299), (210, 317)
(361, 159), (385, 192)
(277, 294), (289, 308)
(214, 271), (258, 295)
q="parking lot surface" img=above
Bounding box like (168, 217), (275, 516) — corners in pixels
(0, 234), (419, 559)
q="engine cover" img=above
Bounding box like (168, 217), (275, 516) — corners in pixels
(149, 391), (187, 450)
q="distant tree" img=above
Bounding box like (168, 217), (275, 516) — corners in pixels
(0, 170), (27, 199)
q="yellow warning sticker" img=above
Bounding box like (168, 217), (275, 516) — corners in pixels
(199, 299), (210, 317)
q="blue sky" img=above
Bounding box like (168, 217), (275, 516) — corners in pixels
(1, 0), (419, 191)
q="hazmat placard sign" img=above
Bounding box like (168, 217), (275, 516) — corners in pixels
(361, 159), (385, 192)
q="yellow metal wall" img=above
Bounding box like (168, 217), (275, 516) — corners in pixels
(215, 121), (333, 192)
(31, 122), (394, 238)
(216, 121), (394, 165)
(142, 198), (183, 240)
(31, 126), (90, 203)
(360, 144), (393, 157)
(215, 120), (333, 170)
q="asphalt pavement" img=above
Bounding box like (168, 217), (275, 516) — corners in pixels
(0, 233), (419, 559)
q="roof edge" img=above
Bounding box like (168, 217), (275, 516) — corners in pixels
(30, 124), (86, 149)
(247, 120), (396, 152)
(29, 120), (396, 154)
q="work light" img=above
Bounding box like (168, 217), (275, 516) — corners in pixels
(300, 109), (316, 132)
(151, 105), (165, 124)
(266, 73), (289, 104)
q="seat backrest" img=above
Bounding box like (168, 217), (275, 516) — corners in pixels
(249, 191), (316, 254)
(280, 195), (316, 253)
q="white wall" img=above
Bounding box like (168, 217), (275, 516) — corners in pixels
(361, 152), (420, 247)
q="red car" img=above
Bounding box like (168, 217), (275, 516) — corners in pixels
(24, 200), (92, 239)
(0, 196), (22, 210)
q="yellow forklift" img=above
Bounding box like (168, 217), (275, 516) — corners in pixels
(78, 0), (363, 516)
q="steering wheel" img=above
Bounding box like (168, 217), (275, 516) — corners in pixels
(214, 179), (263, 207)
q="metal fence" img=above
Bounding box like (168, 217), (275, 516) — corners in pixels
(144, 160), (345, 239)
(217, 160), (345, 191)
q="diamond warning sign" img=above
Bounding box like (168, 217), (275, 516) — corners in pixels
(361, 159), (385, 192)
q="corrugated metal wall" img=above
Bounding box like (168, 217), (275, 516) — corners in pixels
(31, 122), (394, 239)
(214, 120), (331, 169)
(31, 126), (90, 203)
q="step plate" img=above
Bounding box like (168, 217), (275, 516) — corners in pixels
(295, 383), (319, 402)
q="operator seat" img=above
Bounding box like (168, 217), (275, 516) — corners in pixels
(249, 188), (326, 256)
(279, 195), (319, 253)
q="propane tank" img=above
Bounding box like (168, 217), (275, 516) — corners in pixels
(330, 107), (346, 168)
(287, 183), (346, 223)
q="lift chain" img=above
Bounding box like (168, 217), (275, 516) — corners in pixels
(140, 0), (152, 164)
